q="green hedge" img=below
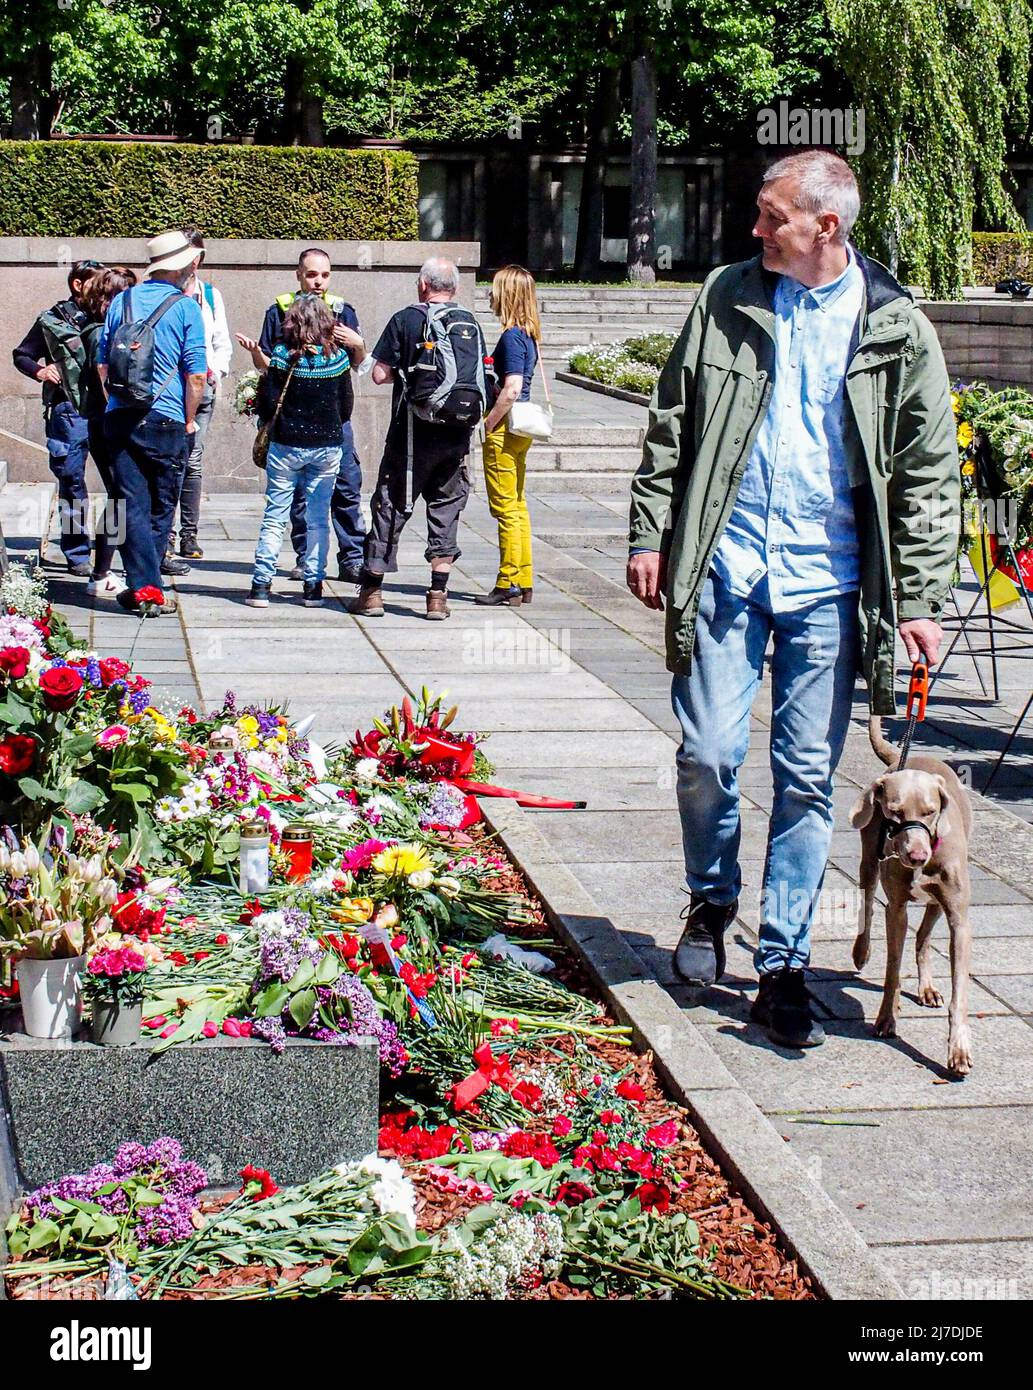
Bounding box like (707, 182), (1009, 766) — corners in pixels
(971, 232), (1033, 286)
(0, 142), (418, 240)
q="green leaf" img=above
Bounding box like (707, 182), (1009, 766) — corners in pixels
(287, 957), (316, 990)
(110, 781), (153, 804)
(64, 779), (105, 814)
(17, 776), (61, 803)
(253, 980), (290, 1019)
(300, 1263), (335, 1286)
(288, 986), (316, 1030)
(26, 1218), (61, 1251)
(314, 952), (341, 985)
(133, 1188), (165, 1207)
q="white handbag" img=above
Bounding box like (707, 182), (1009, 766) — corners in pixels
(507, 350), (554, 441)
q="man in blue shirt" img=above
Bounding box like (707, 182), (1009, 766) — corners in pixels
(98, 230), (208, 615)
(627, 151), (955, 1050)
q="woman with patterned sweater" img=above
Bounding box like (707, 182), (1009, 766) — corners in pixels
(246, 296), (354, 608)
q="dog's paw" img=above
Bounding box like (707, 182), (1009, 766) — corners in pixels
(919, 984), (944, 1008)
(948, 1032), (973, 1077)
(852, 935), (871, 971)
(874, 1009), (897, 1038)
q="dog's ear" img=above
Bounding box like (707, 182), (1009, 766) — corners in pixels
(934, 775), (952, 840)
(851, 776), (886, 829)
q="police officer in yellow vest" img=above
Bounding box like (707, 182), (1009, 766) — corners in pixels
(238, 248), (366, 582)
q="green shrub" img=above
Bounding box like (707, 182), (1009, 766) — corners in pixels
(970, 232), (1033, 286)
(621, 333), (676, 370)
(0, 142), (418, 239)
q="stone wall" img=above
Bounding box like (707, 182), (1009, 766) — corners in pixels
(0, 237), (480, 491)
(921, 297), (1033, 391)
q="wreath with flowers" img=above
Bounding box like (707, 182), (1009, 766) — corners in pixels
(952, 382), (1033, 585)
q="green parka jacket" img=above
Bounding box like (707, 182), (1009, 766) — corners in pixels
(628, 251), (960, 715)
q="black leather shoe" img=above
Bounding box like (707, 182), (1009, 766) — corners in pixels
(288, 565), (304, 582)
(673, 895), (738, 985)
(302, 581), (323, 607)
(67, 561), (93, 578)
(160, 557), (191, 577)
(750, 968), (826, 1048)
(475, 586), (523, 606)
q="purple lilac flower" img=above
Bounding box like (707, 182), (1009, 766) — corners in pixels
(222, 691), (237, 713)
(288, 737), (308, 759)
(145, 1137), (183, 1167)
(420, 781), (466, 829)
(112, 1141), (148, 1176)
(253, 1016), (287, 1053)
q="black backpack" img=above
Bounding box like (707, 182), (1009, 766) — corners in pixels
(400, 302), (495, 428)
(105, 288), (186, 409)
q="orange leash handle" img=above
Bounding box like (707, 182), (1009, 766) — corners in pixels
(906, 660), (929, 721)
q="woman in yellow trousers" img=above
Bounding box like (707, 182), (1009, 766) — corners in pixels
(477, 265), (542, 607)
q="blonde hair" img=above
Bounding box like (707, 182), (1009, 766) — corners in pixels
(489, 265), (541, 342)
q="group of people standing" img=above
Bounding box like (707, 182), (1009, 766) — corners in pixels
(14, 233), (546, 620)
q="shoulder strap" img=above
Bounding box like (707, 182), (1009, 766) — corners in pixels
(202, 281), (215, 313)
(535, 343), (551, 404)
(139, 288), (186, 331)
(268, 355), (299, 431)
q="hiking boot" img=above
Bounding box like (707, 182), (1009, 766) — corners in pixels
(426, 588), (450, 621)
(348, 585), (385, 618)
(521, 587), (533, 604)
(288, 564), (304, 582)
(750, 968), (826, 1049)
(180, 537), (204, 560)
(673, 895), (738, 985)
(245, 583), (271, 608)
(475, 586), (522, 606)
(338, 566), (363, 584)
(302, 581), (323, 607)
(160, 556), (191, 577)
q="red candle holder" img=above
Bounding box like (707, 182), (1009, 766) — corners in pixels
(281, 824), (313, 881)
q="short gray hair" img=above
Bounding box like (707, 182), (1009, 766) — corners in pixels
(762, 151), (860, 244)
(419, 256), (459, 294)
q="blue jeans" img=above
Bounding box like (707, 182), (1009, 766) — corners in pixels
(104, 408), (189, 594)
(289, 421), (364, 570)
(46, 401), (91, 567)
(254, 442), (340, 586)
(672, 570), (860, 975)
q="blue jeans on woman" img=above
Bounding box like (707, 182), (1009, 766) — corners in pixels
(671, 569), (860, 976)
(253, 442), (340, 587)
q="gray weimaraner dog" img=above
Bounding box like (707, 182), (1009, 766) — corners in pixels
(850, 717), (973, 1076)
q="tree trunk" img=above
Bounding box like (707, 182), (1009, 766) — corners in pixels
(302, 91), (325, 147)
(10, 44), (55, 139)
(574, 63), (621, 280)
(627, 38), (657, 285)
(283, 55), (304, 144)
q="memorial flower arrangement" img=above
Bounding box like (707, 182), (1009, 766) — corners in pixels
(83, 944), (150, 1006)
(0, 827), (120, 960)
(233, 368), (261, 418)
(952, 381), (1033, 582)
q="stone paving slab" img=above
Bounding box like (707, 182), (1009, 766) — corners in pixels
(877, 1240), (1033, 1300)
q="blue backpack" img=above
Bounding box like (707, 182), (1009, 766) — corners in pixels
(105, 288), (186, 408)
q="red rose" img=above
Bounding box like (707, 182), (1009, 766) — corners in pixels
(0, 734), (36, 776)
(98, 656), (131, 687)
(0, 646), (31, 680)
(135, 586), (165, 607)
(39, 665), (83, 712)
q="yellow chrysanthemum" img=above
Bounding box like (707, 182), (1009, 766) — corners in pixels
(961, 461), (976, 477)
(957, 422), (974, 448)
(238, 715), (259, 735)
(950, 392), (960, 415)
(372, 843), (432, 878)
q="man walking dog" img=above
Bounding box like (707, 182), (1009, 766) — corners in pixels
(627, 150), (959, 1050)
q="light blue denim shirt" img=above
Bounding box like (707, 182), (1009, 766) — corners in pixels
(711, 249), (865, 611)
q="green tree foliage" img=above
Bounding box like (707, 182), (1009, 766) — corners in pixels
(826, 0), (1031, 298)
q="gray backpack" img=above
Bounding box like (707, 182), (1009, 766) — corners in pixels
(105, 288), (186, 409)
(400, 302), (494, 428)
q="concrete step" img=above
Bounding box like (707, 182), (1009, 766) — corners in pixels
(527, 445), (642, 472)
(549, 425), (644, 447)
(523, 470), (633, 494)
(0, 459), (8, 492)
(475, 285), (698, 305)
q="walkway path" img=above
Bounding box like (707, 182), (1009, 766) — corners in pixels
(3, 474), (1032, 1300)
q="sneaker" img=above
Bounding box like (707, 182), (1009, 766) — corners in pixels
(348, 585), (385, 618)
(302, 581), (323, 607)
(673, 895), (738, 985)
(288, 565), (304, 582)
(67, 561), (92, 579)
(86, 574), (120, 598)
(245, 583), (271, 608)
(474, 586), (523, 607)
(426, 588), (450, 621)
(180, 539), (204, 560)
(115, 588), (177, 616)
(337, 566), (363, 584)
(750, 968), (826, 1049)
(160, 556), (191, 577)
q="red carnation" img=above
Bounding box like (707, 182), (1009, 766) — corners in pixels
(0, 734), (36, 777)
(239, 1164), (278, 1202)
(616, 1078), (646, 1104)
(135, 586), (165, 607)
(645, 1119), (679, 1149)
(0, 646), (31, 680)
(98, 656), (131, 687)
(551, 1115), (573, 1137)
(555, 1180), (593, 1207)
(633, 1181), (671, 1214)
(39, 665), (83, 712)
